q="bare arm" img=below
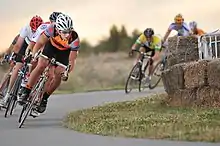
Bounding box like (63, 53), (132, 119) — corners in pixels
(68, 51), (78, 72)
(163, 29), (171, 42)
(32, 33), (49, 56)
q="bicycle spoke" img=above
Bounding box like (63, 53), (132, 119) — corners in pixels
(149, 61), (163, 89)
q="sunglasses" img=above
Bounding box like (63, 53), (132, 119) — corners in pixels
(60, 30), (71, 34)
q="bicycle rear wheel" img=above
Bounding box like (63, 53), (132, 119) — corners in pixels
(125, 62), (141, 94)
(149, 61), (163, 89)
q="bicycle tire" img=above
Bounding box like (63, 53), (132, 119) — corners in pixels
(18, 104), (27, 123)
(138, 60), (149, 92)
(125, 62), (141, 94)
(149, 61), (163, 89)
(4, 75), (22, 118)
(10, 97), (17, 115)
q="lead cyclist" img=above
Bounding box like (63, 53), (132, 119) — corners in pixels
(18, 13), (80, 116)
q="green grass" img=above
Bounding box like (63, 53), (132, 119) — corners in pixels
(63, 93), (220, 142)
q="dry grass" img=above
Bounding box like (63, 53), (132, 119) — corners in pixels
(63, 93), (220, 142)
(58, 52), (136, 92)
(0, 52), (163, 93)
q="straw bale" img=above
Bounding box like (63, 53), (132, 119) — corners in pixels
(166, 51), (199, 67)
(184, 60), (209, 89)
(166, 88), (197, 107)
(161, 63), (185, 94)
(167, 36), (198, 54)
(196, 86), (220, 107)
(207, 59), (220, 88)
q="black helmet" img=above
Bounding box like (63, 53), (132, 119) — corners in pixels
(144, 28), (154, 37)
(49, 12), (62, 22)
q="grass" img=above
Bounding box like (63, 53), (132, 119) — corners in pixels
(63, 93), (220, 142)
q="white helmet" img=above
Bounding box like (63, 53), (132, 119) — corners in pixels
(55, 13), (73, 31)
(189, 21), (197, 30)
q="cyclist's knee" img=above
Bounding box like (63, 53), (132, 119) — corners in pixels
(36, 57), (48, 70)
(54, 68), (63, 78)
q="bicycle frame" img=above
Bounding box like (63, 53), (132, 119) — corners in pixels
(18, 56), (71, 128)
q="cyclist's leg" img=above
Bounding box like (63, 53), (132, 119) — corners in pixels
(19, 41), (54, 103)
(0, 42), (27, 106)
(37, 49), (70, 113)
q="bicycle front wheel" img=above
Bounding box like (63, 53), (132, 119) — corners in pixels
(125, 62), (141, 94)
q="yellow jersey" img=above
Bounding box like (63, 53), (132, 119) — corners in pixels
(135, 33), (162, 51)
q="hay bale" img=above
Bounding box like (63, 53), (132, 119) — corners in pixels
(166, 36), (199, 67)
(184, 60), (209, 89)
(196, 86), (220, 107)
(166, 88), (197, 107)
(167, 52), (199, 67)
(161, 63), (185, 94)
(207, 59), (220, 88)
(167, 36), (198, 54)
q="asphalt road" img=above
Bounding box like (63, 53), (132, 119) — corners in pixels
(0, 87), (219, 146)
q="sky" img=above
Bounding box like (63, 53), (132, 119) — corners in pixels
(0, 0), (220, 50)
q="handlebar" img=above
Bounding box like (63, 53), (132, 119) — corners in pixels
(131, 49), (152, 57)
(50, 58), (71, 81)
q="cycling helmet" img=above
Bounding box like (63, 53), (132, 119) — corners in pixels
(174, 13), (184, 24)
(189, 21), (197, 29)
(30, 15), (43, 31)
(49, 12), (62, 22)
(55, 13), (73, 31)
(144, 28), (154, 37)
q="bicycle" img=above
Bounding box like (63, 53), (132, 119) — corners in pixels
(125, 49), (166, 94)
(18, 56), (70, 128)
(4, 52), (32, 118)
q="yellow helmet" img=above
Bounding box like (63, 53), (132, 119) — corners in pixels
(174, 13), (184, 24)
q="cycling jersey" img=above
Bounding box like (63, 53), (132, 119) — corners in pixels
(168, 22), (190, 36)
(31, 22), (51, 43)
(19, 24), (36, 44)
(44, 24), (80, 51)
(135, 33), (162, 51)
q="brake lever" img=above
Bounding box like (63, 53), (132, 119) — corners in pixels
(61, 64), (71, 81)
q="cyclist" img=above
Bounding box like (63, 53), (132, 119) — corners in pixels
(21, 12), (63, 87)
(129, 28), (163, 86)
(162, 13), (190, 42)
(19, 13), (80, 116)
(189, 21), (205, 36)
(0, 15), (43, 107)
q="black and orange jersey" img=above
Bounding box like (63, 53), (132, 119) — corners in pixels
(44, 24), (80, 51)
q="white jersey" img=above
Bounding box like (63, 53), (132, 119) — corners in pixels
(31, 22), (51, 43)
(19, 24), (35, 45)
